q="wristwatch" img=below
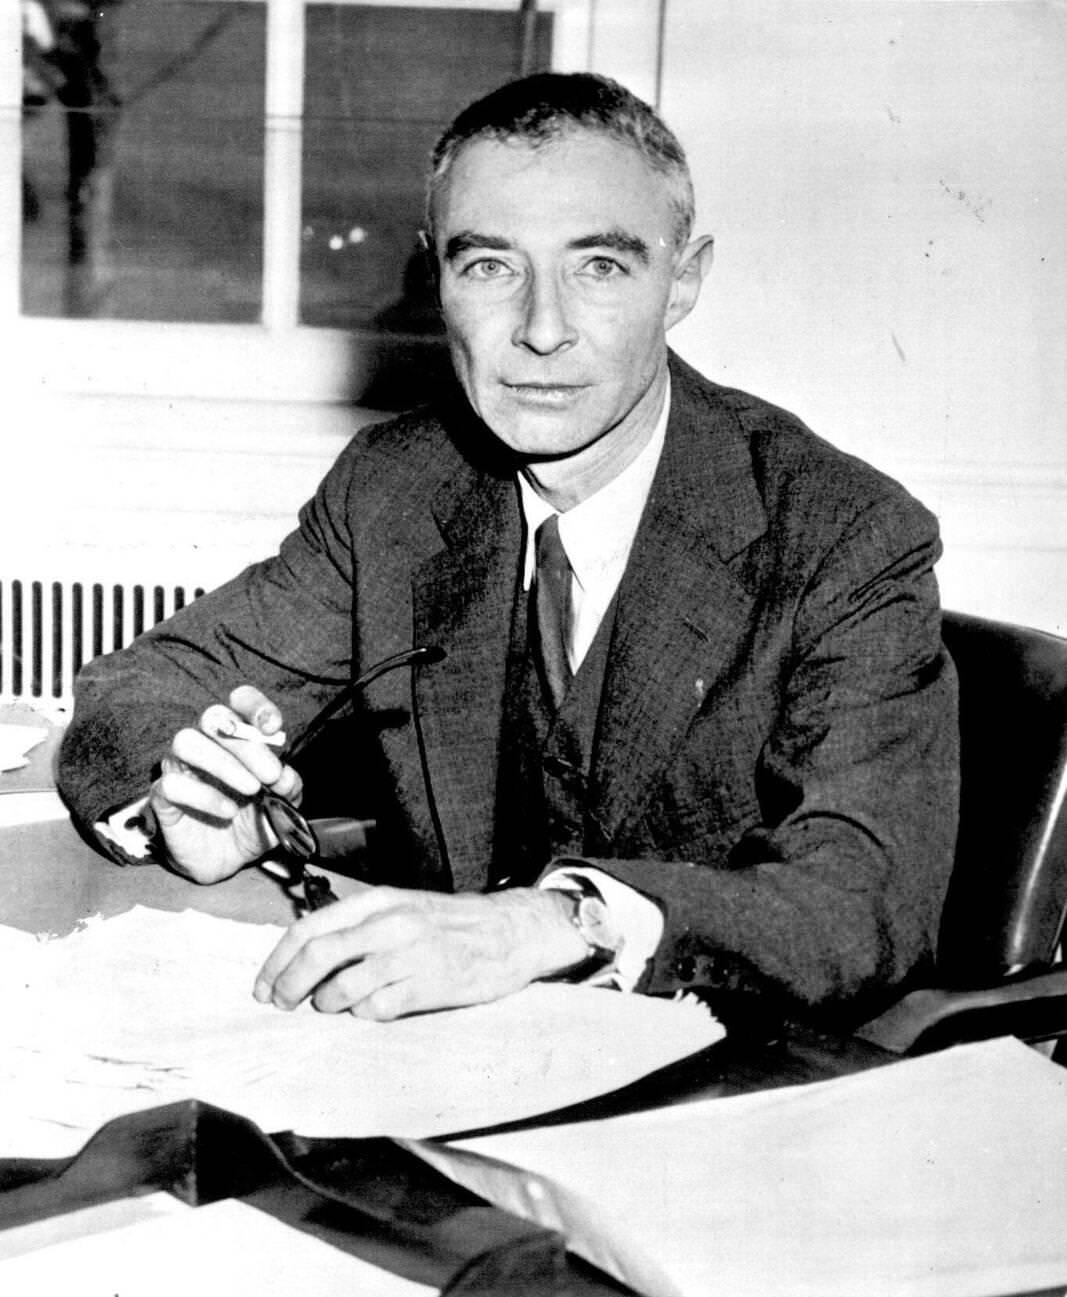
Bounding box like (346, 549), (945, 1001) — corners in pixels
(556, 875), (625, 968)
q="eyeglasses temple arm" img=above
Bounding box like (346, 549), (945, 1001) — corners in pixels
(285, 644), (446, 764)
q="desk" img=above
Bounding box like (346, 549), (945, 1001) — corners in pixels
(0, 706), (891, 1102)
(0, 702), (63, 781)
(0, 816), (889, 1296)
(0, 712), (881, 1293)
(0, 787), (641, 1292)
(0, 702), (365, 935)
(0, 801), (329, 936)
(0, 809), (892, 1095)
(3, 715), (1062, 1297)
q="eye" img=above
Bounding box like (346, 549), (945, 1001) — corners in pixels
(580, 256), (627, 281)
(463, 257), (512, 280)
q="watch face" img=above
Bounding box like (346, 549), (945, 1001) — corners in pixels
(578, 896), (623, 955)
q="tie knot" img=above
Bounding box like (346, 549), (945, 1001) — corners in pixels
(535, 514), (570, 582)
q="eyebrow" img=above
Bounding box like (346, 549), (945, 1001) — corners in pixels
(569, 231), (651, 264)
(443, 232), (512, 262)
(442, 228), (651, 265)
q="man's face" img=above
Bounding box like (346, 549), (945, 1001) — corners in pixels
(432, 131), (709, 492)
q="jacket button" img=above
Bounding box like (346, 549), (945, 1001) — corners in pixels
(543, 754), (575, 780)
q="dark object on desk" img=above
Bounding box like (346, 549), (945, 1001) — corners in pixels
(859, 610), (1067, 1055)
(0, 1101), (636, 1295)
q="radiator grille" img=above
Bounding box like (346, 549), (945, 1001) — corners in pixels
(0, 578), (204, 709)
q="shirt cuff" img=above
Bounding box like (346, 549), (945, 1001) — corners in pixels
(94, 795), (156, 864)
(540, 866), (664, 992)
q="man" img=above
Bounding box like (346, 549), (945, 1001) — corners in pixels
(58, 72), (959, 1030)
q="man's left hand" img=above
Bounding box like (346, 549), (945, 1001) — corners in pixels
(252, 885), (591, 1020)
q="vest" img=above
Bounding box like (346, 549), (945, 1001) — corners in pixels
(490, 580), (618, 889)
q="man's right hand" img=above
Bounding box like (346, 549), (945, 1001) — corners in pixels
(148, 685), (303, 884)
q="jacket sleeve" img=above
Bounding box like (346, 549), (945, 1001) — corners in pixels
(57, 436), (365, 837)
(549, 497), (960, 1025)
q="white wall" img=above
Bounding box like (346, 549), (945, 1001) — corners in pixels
(6, 0), (1065, 637)
(658, 0), (1067, 634)
(4, 393), (362, 592)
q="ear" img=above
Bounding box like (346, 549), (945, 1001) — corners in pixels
(418, 227), (442, 297)
(665, 235), (715, 331)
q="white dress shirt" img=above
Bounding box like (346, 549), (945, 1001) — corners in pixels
(517, 389), (671, 672)
(521, 386), (671, 990)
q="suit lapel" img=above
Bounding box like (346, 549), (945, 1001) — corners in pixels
(406, 360), (767, 874)
(411, 459), (522, 891)
(590, 357), (767, 842)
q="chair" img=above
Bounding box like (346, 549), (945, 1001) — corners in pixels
(859, 610), (1067, 1056)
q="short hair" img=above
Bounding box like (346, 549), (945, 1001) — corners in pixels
(426, 72), (695, 250)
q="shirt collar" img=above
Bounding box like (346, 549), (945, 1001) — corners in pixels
(518, 380), (671, 590)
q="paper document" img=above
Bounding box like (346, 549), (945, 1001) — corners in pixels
(0, 1194), (432, 1296)
(0, 789), (68, 828)
(0, 724), (48, 773)
(0, 906), (722, 1157)
(413, 1036), (1067, 1297)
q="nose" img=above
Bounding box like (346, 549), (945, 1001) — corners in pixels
(512, 273), (577, 355)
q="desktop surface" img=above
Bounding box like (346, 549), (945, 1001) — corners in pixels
(2, 705), (1063, 1297)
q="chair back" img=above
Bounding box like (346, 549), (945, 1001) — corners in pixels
(936, 611), (1067, 985)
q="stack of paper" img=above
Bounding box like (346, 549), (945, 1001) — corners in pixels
(415, 1036), (1067, 1297)
(0, 1195), (432, 1296)
(0, 906), (723, 1157)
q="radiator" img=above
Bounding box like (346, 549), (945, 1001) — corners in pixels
(0, 577), (205, 711)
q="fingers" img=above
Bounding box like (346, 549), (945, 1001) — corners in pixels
(202, 697), (302, 804)
(251, 889), (537, 1021)
(146, 686), (300, 882)
(147, 758), (269, 884)
(175, 725), (267, 796)
(198, 706), (285, 782)
(293, 930), (416, 1017)
(253, 889), (400, 1008)
(152, 752), (246, 826)
(157, 697), (300, 807)
(227, 685), (286, 742)
(263, 931), (419, 1020)
(345, 979), (419, 1022)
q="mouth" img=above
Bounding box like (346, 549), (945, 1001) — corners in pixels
(501, 382), (588, 407)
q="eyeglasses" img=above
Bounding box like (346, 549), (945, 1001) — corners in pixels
(256, 645), (446, 915)
(258, 788), (337, 914)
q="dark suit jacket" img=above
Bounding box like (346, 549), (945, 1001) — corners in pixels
(58, 354), (959, 1023)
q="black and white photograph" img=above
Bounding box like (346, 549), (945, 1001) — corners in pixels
(1, 2), (1066, 1293)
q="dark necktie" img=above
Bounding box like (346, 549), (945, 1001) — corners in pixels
(533, 514), (573, 707)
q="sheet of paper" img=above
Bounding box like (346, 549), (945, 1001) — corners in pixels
(0, 789), (68, 828)
(0, 1194), (432, 1296)
(0, 724), (48, 773)
(0, 906), (723, 1157)
(411, 1036), (1067, 1297)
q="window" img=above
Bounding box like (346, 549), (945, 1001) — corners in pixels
(22, 0), (267, 323)
(300, 4), (552, 331)
(5, 0), (599, 404)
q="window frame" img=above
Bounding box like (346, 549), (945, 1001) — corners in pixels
(2, 0), (655, 404)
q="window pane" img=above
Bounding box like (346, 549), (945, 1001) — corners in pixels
(21, 0), (265, 322)
(300, 4), (552, 400)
